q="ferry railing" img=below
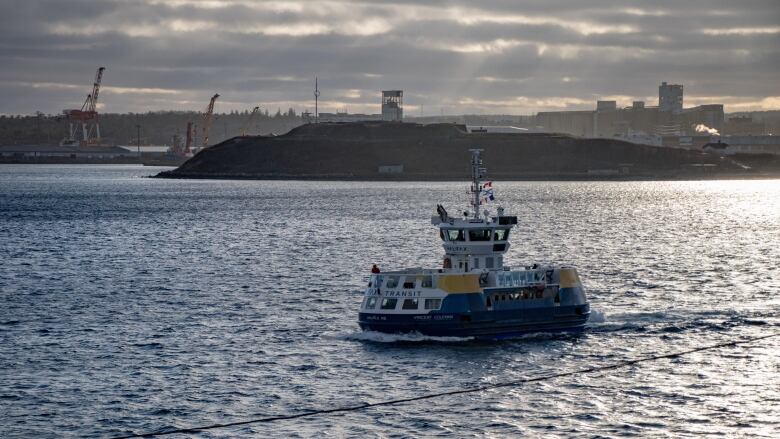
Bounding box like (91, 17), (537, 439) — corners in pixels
(364, 269), (553, 290)
(496, 270), (549, 288)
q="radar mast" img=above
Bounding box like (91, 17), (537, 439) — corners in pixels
(469, 149), (486, 220)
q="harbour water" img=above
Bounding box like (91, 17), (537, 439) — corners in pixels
(1, 165), (779, 438)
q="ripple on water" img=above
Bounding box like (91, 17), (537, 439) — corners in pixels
(0, 166), (779, 438)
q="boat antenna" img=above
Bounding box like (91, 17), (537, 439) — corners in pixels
(468, 148), (485, 220)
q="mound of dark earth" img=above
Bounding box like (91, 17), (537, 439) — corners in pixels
(157, 122), (751, 180)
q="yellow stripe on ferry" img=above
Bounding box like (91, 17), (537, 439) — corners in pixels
(438, 274), (481, 293)
(559, 268), (582, 288)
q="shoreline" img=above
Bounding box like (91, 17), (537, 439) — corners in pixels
(153, 171), (780, 182)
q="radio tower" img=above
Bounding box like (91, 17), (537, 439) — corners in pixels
(314, 76), (320, 123)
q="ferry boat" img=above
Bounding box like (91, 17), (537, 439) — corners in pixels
(358, 149), (590, 339)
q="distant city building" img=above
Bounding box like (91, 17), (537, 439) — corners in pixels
(720, 135), (780, 155)
(596, 101), (617, 111)
(659, 81), (683, 113)
(382, 90), (403, 121)
(536, 82), (723, 140)
(723, 116), (766, 135)
(0, 144), (138, 159)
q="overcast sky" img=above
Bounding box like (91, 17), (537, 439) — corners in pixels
(1, 0), (778, 116)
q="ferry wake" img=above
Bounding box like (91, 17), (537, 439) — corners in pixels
(358, 149), (590, 339)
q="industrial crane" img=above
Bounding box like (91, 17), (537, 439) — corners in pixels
(63, 67), (106, 146)
(201, 93), (219, 148)
(240, 106), (260, 136)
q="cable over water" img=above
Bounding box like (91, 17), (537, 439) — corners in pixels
(110, 332), (780, 439)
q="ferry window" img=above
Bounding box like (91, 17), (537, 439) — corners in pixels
(473, 258), (480, 269)
(468, 229), (492, 241)
(439, 229), (447, 241)
(386, 276), (399, 288)
(486, 257), (494, 269)
(446, 229), (465, 241)
(403, 279), (415, 289)
(494, 229), (509, 241)
(421, 276), (433, 288)
(365, 297), (378, 309)
(424, 298), (442, 310)
(380, 298), (398, 310)
(402, 298), (419, 310)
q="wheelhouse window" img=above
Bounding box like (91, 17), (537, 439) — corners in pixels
(446, 229), (465, 241)
(402, 278), (415, 289)
(421, 276), (433, 288)
(385, 276), (399, 288)
(365, 297), (378, 309)
(468, 229), (492, 241)
(494, 229), (509, 241)
(439, 229), (446, 241)
(402, 298), (419, 310)
(380, 298), (398, 310)
(424, 298), (442, 310)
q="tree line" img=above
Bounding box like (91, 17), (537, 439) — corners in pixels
(0, 109), (306, 146)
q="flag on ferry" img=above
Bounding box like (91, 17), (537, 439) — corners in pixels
(480, 181), (495, 204)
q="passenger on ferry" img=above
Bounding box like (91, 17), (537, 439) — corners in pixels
(371, 264), (381, 274)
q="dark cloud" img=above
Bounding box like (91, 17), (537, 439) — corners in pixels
(0, 0), (778, 114)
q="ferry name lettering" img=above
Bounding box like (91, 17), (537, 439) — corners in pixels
(444, 245), (468, 252)
(381, 290), (422, 297)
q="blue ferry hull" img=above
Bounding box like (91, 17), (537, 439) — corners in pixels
(359, 304), (589, 339)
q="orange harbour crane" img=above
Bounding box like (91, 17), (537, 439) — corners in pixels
(201, 93), (219, 148)
(62, 67), (106, 146)
(241, 106), (260, 136)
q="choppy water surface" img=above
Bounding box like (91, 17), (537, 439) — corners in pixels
(1, 164), (779, 438)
